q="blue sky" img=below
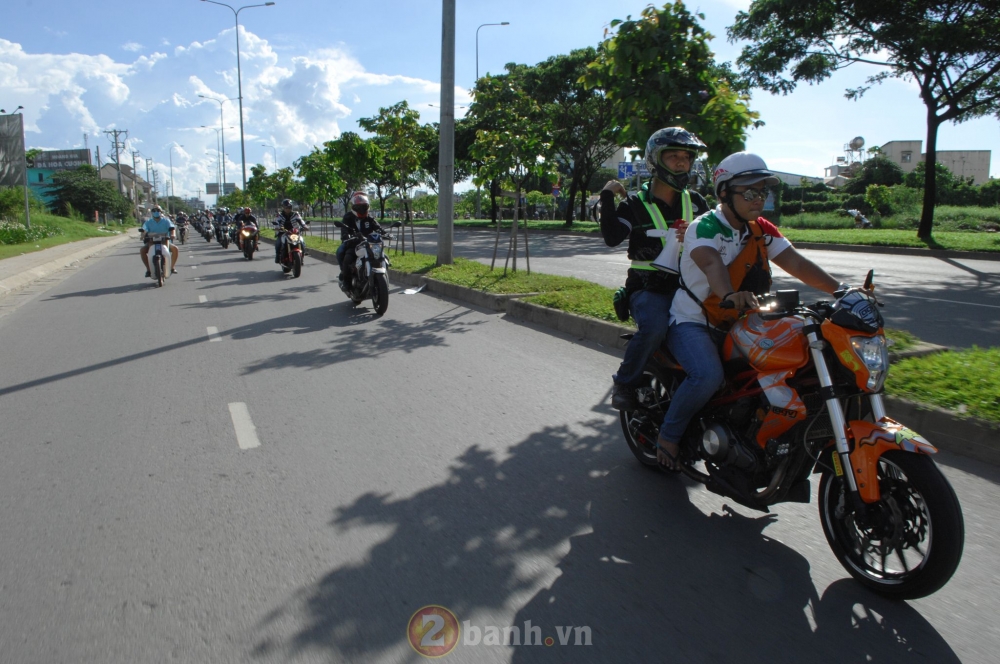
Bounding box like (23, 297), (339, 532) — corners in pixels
(3, 0), (998, 203)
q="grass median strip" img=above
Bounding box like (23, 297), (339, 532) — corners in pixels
(0, 213), (129, 261)
(288, 228), (995, 422)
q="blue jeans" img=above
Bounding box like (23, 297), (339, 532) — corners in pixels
(335, 242), (348, 273)
(613, 289), (674, 387)
(659, 322), (726, 443)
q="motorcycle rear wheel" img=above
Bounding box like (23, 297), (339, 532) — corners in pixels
(372, 273), (389, 315)
(619, 367), (678, 468)
(819, 451), (964, 599)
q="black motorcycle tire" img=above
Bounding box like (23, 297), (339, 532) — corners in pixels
(619, 366), (679, 468)
(372, 273), (389, 315)
(221, 236), (229, 249)
(292, 252), (302, 278)
(154, 254), (164, 288)
(245, 242), (254, 260)
(818, 451), (964, 599)
(205, 232), (212, 243)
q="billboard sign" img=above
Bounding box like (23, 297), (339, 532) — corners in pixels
(617, 161), (650, 179)
(206, 183), (220, 195)
(32, 149), (91, 170)
(0, 114), (26, 188)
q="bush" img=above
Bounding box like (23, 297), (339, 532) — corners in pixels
(841, 194), (871, 215)
(843, 157), (905, 194)
(0, 186), (46, 217)
(865, 184), (894, 216)
(0, 219), (61, 244)
(802, 200), (840, 213)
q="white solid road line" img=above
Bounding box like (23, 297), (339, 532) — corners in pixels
(892, 294), (1000, 310)
(199, 295), (208, 304)
(207, 326), (221, 342)
(228, 402), (261, 450)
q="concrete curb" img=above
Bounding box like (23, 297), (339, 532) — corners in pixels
(0, 230), (137, 300)
(275, 237), (998, 466)
(884, 396), (1000, 467)
(791, 241), (1000, 262)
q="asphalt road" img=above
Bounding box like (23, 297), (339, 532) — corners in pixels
(375, 225), (1000, 349)
(0, 236), (998, 663)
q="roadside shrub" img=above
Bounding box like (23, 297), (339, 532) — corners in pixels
(841, 194), (872, 215)
(0, 219), (61, 244)
(802, 200), (840, 213)
(865, 184), (894, 216)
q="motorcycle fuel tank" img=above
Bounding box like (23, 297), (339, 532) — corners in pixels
(724, 313), (809, 372)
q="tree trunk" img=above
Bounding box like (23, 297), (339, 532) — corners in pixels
(564, 176), (579, 225)
(917, 111), (940, 240)
(489, 179), (498, 224)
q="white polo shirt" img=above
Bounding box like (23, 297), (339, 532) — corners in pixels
(671, 205), (791, 327)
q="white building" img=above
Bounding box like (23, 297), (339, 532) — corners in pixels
(880, 140), (991, 184)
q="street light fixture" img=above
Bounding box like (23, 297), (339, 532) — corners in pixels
(200, 0), (276, 192)
(260, 142), (277, 170)
(476, 22), (509, 81)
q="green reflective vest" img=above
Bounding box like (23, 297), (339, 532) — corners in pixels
(630, 187), (693, 271)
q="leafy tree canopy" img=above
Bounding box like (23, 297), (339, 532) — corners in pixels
(584, 1), (760, 162)
(46, 165), (131, 219)
(843, 156), (904, 194)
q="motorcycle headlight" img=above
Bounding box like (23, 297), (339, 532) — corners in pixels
(851, 335), (889, 392)
(290, 234), (299, 242)
(371, 244), (382, 258)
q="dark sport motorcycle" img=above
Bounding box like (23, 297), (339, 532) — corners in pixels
(217, 219), (230, 249)
(619, 273), (963, 599)
(239, 220), (259, 260)
(334, 221), (391, 315)
(275, 224), (306, 277)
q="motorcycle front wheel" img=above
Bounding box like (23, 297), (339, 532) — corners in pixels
(292, 252), (302, 278)
(155, 255), (164, 288)
(819, 451), (964, 599)
(372, 273), (389, 315)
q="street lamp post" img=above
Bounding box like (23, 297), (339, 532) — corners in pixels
(201, 0), (276, 192)
(201, 123), (235, 191)
(169, 144), (183, 213)
(475, 21), (509, 81)
(261, 143), (277, 170)
(198, 95), (237, 186)
(438, 0), (456, 264)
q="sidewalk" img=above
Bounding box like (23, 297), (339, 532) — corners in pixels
(0, 229), (138, 299)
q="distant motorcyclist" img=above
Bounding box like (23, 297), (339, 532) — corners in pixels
(273, 199), (308, 263)
(337, 192), (383, 287)
(235, 206), (257, 249)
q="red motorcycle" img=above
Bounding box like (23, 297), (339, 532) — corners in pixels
(619, 272), (964, 599)
(239, 221), (259, 260)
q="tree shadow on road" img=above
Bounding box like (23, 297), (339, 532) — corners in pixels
(239, 305), (486, 375)
(45, 282), (149, 299)
(249, 418), (958, 663)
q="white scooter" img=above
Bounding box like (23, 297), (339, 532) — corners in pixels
(147, 234), (173, 287)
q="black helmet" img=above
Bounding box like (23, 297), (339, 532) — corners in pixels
(645, 127), (706, 191)
(281, 198), (293, 209)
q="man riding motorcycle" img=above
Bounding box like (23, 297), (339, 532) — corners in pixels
(337, 192), (383, 288)
(654, 152), (843, 471)
(139, 205), (179, 277)
(273, 199), (308, 263)
(599, 127), (711, 411)
(234, 206), (257, 250)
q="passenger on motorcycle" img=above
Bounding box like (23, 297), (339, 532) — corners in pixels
(273, 199), (308, 263)
(140, 205), (179, 277)
(337, 192), (383, 287)
(655, 152), (842, 471)
(599, 127), (711, 411)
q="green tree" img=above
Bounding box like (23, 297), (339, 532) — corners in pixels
(46, 165), (131, 220)
(419, 121), (472, 194)
(584, 2), (760, 163)
(730, 0), (1000, 238)
(325, 132), (379, 212)
(294, 147), (345, 217)
(903, 161), (957, 190)
(217, 188), (251, 209)
(843, 156), (905, 194)
(359, 102), (427, 224)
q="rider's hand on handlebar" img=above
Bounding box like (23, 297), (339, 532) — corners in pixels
(720, 291), (759, 312)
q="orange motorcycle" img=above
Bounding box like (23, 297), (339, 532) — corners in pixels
(620, 272), (964, 599)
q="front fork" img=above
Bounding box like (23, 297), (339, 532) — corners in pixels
(804, 320), (871, 513)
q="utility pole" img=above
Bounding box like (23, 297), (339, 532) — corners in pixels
(437, 0), (456, 264)
(131, 150), (143, 219)
(104, 129), (128, 202)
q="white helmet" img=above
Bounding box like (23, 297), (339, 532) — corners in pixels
(712, 152), (780, 198)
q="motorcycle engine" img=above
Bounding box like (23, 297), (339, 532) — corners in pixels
(701, 421), (759, 471)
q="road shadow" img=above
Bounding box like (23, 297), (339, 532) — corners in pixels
(194, 269), (289, 289)
(45, 282), (149, 299)
(249, 418), (957, 663)
(238, 305), (485, 375)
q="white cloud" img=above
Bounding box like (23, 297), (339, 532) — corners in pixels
(122, 42), (143, 53)
(0, 29), (446, 201)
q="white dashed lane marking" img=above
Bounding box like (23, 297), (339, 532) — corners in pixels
(199, 295), (208, 304)
(228, 402), (261, 450)
(207, 326), (221, 342)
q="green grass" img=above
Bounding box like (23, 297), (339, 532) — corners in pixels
(887, 347), (1000, 423)
(0, 213), (129, 261)
(780, 228), (1000, 252)
(885, 328), (919, 353)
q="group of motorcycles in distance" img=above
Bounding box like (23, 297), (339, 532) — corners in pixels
(149, 206), (395, 315)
